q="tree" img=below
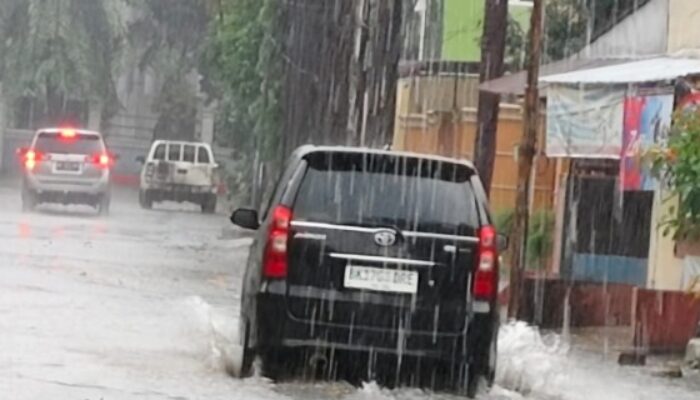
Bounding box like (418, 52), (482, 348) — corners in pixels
(279, 0), (403, 150)
(201, 0), (283, 202)
(127, 0), (210, 141)
(544, 0), (588, 62)
(649, 111), (700, 241)
(505, 0), (588, 72)
(0, 0), (127, 127)
(504, 15), (526, 73)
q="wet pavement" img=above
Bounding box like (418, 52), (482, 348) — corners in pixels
(0, 179), (698, 399)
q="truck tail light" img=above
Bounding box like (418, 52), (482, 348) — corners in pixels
(474, 225), (498, 301)
(263, 206), (292, 279)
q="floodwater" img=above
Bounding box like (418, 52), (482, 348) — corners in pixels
(0, 180), (697, 399)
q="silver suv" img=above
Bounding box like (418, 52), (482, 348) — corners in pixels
(19, 128), (113, 214)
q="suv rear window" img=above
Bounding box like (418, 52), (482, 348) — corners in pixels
(293, 152), (479, 235)
(34, 132), (103, 155)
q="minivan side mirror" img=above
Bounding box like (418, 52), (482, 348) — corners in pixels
(497, 234), (509, 252)
(136, 155), (146, 164)
(230, 208), (260, 230)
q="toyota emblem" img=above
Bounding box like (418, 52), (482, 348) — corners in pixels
(374, 229), (397, 247)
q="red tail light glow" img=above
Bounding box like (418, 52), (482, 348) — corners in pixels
(91, 153), (112, 168)
(24, 150), (42, 171)
(263, 205), (292, 279)
(60, 128), (76, 138)
(474, 225), (498, 301)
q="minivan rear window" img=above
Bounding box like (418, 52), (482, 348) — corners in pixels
(34, 132), (103, 155)
(293, 152), (479, 235)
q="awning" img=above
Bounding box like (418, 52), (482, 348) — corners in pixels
(479, 57), (632, 95)
(540, 57), (700, 84)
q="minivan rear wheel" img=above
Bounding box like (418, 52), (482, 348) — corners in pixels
(260, 347), (304, 380)
(233, 320), (255, 378)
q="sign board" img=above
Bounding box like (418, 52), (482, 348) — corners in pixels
(546, 84), (625, 158)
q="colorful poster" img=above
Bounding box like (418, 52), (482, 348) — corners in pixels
(546, 84), (625, 158)
(679, 91), (700, 112)
(620, 94), (674, 191)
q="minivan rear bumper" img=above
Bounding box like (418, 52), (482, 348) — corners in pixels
(255, 282), (494, 362)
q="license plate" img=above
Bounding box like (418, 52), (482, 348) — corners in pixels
(56, 161), (80, 172)
(344, 265), (418, 294)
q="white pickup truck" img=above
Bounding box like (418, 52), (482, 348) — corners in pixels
(138, 140), (220, 213)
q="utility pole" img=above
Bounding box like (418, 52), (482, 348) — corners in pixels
(508, 0), (544, 319)
(474, 0), (509, 196)
(415, 0), (428, 61)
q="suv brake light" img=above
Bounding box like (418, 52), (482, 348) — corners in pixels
(474, 225), (498, 301)
(263, 205), (292, 279)
(91, 153), (112, 168)
(24, 150), (43, 171)
(60, 128), (76, 138)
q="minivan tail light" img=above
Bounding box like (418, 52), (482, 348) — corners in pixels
(474, 225), (498, 301)
(263, 206), (292, 279)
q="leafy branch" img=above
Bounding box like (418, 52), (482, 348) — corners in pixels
(647, 111), (700, 240)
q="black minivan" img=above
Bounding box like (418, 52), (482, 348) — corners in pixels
(231, 146), (505, 397)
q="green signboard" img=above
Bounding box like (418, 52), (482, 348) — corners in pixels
(441, 0), (532, 62)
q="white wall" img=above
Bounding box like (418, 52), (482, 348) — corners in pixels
(668, 0), (700, 53)
(578, 0), (669, 59)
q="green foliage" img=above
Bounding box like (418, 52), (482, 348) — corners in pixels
(0, 0), (127, 124)
(494, 208), (515, 234)
(527, 210), (555, 267)
(648, 111), (700, 240)
(152, 78), (198, 141)
(201, 0), (282, 193)
(493, 208), (555, 269)
(128, 0), (210, 141)
(505, 0), (589, 71)
(504, 15), (526, 73)
(544, 0), (588, 63)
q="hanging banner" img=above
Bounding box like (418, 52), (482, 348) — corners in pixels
(546, 84), (625, 158)
(620, 94), (674, 191)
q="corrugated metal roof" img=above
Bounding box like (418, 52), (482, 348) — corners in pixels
(540, 57), (700, 84)
(479, 58), (633, 95)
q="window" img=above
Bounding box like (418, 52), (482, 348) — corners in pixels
(153, 144), (166, 160)
(167, 144), (182, 161)
(294, 153), (479, 235)
(183, 145), (196, 163)
(197, 147), (210, 164)
(34, 132), (103, 155)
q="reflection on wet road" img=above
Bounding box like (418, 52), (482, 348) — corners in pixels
(0, 180), (697, 400)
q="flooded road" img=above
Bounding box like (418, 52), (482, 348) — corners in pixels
(0, 180), (697, 400)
